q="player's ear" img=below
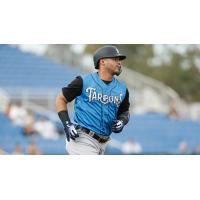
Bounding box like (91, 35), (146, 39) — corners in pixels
(99, 58), (105, 66)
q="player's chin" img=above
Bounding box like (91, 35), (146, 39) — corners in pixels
(114, 68), (121, 76)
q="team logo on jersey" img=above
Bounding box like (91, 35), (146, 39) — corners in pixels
(86, 87), (122, 106)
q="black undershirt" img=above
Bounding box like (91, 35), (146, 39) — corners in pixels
(62, 76), (130, 116)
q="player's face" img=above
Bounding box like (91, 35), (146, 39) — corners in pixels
(104, 57), (122, 76)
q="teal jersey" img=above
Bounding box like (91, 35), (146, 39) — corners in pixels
(74, 72), (127, 136)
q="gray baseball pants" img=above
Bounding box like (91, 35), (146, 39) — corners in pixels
(66, 129), (110, 155)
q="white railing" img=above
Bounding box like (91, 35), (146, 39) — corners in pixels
(118, 67), (185, 114)
(120, 67), (179, 100)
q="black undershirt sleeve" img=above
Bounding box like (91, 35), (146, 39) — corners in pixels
(62, 76), (83, 102)
(117, 89), (130, 116)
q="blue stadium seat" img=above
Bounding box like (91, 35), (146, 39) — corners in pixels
(0, 45), (85, 95)
(1, 111), (200, 154)
(111, 113), (200, 154)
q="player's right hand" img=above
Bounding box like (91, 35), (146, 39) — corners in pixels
(64, 122), (79, 142)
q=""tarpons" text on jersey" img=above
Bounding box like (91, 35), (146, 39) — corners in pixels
(86, 87), (122, 106)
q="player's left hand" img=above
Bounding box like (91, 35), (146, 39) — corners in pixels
(112, 120), (124, 133)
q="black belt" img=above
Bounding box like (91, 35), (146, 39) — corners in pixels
(78, 127), (109, 143)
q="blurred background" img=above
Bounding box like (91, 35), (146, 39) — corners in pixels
(0, 44), (200, 155)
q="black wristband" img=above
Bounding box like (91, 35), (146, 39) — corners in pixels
(58, 111), (71, 126)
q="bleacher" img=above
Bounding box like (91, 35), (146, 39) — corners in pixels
(1, 111), (200, 154)
(1, 44), (200, 155)
(0, 45), (83, 96)
(111, 113), (200, 154)
(0, 112), (66, 155)
(0, 44), (82, 154)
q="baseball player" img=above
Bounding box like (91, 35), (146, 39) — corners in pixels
(56, 45), (130, 155)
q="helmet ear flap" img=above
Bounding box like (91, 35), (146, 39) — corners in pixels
(96, 58), (104, 69)
(95, 61), (100, 69)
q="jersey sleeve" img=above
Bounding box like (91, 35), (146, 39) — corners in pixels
(62, 76), (83, 102)
(117, 88), (130, 116)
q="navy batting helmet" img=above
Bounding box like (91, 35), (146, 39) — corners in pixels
(93, 45), (126, 69)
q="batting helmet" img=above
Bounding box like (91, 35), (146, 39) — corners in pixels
(93, 45), (126, 69)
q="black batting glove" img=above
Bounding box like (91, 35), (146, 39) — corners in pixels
(64, 121), (79, 142)
(58, 111), (79, 142)
(112, 120), (124, 133)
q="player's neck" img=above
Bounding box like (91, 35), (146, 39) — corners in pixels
(98, 70), (113, 81)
